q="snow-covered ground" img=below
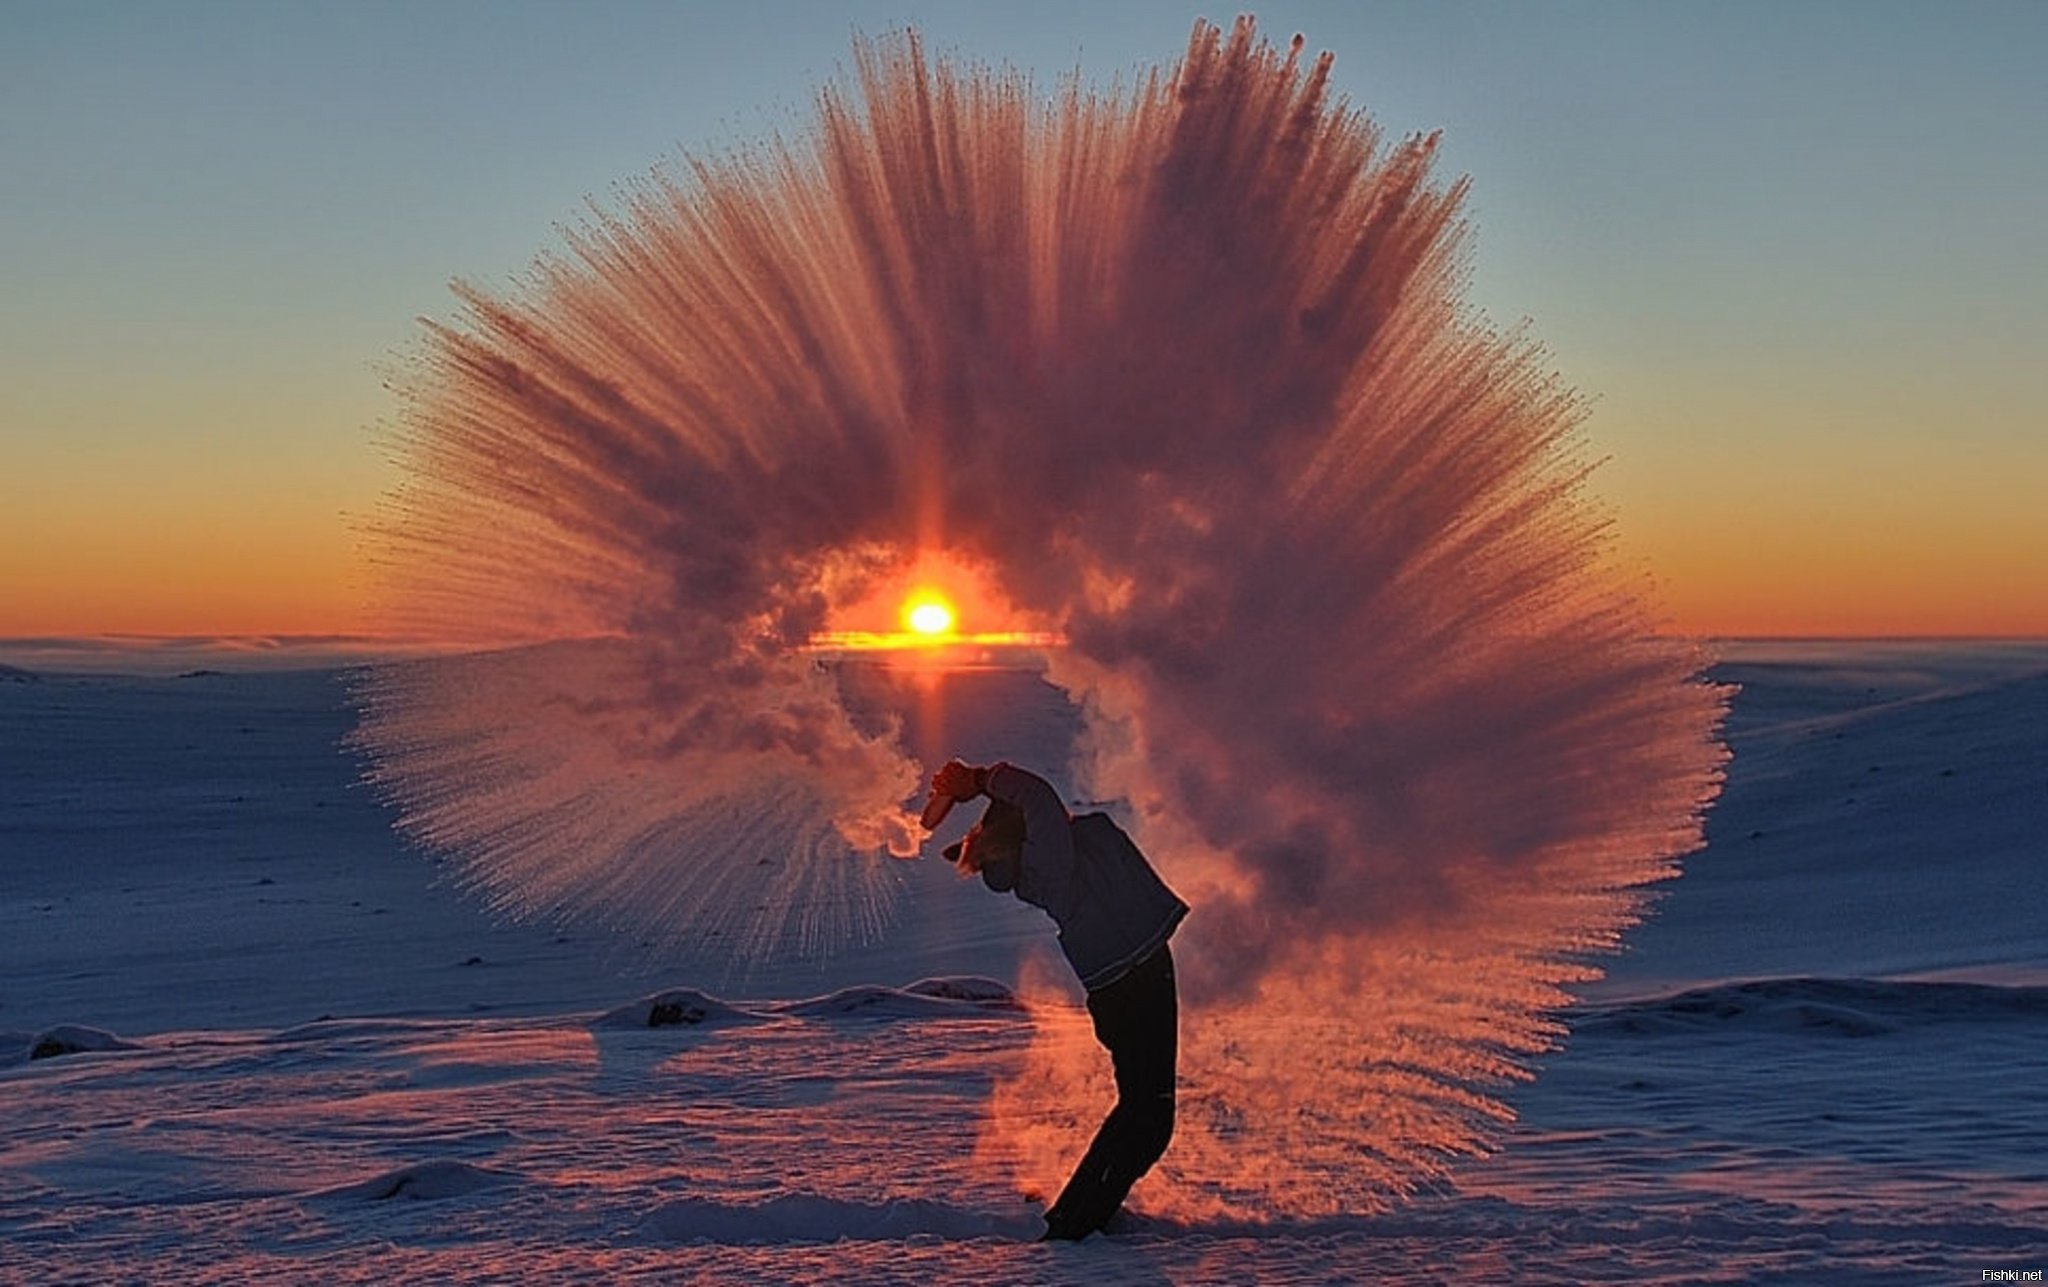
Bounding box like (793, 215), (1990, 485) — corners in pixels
(3, 641), (2044, 1283)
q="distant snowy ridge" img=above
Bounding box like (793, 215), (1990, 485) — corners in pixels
(593, 977), (1023, 1029)
(1574, 975), (2048, 1038)
(5, 977), (1026, 1067)
(777, 977), (1026, 1019)
(22, 975), (2034, 1065)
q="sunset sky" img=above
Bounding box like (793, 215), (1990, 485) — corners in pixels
(5, 0), (2044, 641)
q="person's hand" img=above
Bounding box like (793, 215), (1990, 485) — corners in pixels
(932, 760), (984, 802)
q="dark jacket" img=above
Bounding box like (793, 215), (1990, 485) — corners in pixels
(979, 763), (1188, 991)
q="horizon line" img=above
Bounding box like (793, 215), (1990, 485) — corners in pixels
(6, 630), (2048, 680)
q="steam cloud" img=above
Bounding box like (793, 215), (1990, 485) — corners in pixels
(353, 20), (1728, 1217)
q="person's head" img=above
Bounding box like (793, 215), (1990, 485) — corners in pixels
(944, 797), (1025, 873)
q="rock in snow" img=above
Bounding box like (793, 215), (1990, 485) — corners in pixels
(591, 989), (762, 1030)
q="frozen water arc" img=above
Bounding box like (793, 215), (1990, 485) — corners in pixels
(353, 19), (1728, 1218)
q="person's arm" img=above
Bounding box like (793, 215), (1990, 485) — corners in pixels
(983, 762), (1078, 920)
(933, 758), (1070, 838)
(981, 763), (1072, 852)
(930, 760), (1076, 907)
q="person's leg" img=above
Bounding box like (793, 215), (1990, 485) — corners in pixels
(1042, 944), (1178, 1239)
(1102, 944), (1177, 1183)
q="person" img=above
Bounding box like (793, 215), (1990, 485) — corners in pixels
(923, 758), (1189, 1241)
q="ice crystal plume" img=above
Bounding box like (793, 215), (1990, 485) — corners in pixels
(353, 18), (1728, 1217)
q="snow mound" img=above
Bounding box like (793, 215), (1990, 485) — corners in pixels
(591, 988), (763, 1030)
(774, 981), (1025, 1020)
(26, 1024), (140, 1061)
(1577, 976), (2048, 1039)
(588, 979), (1021, 1029)
(641, 1192), (1040, 1244)
(903, 975), (1024, 1009)
(316, 1159), (517, 1201)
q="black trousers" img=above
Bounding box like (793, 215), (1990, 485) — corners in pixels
(1044, 941), (1177, 1239)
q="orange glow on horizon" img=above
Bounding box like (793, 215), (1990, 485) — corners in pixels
(806, 550), (1067, 653)
(5, 517), (2044, 644)
(802, 584), (1064, 653)
(805, 628), (1066, 651)
(9, 554), (2047, 644)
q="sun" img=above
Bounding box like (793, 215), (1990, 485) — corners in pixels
(902, 591), (956, 639)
